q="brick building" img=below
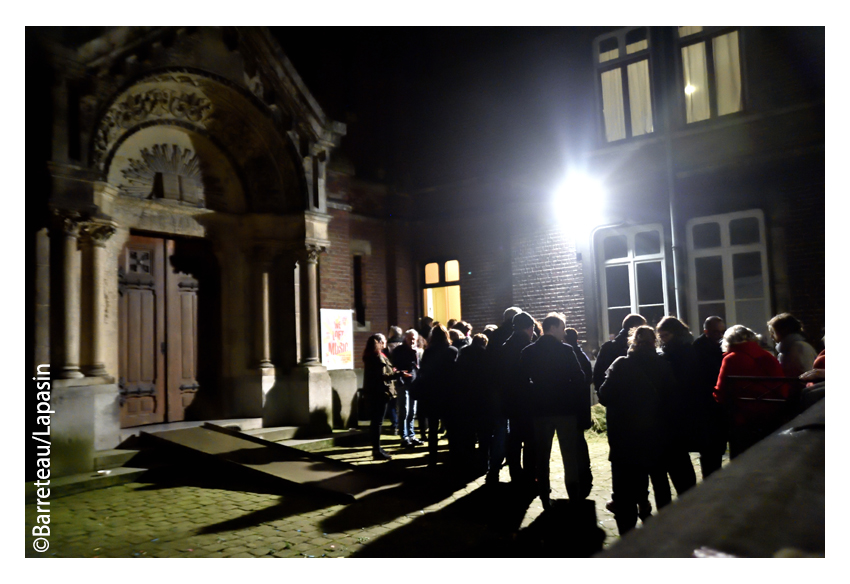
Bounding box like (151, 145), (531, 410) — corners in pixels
(327, 26), (824, 359)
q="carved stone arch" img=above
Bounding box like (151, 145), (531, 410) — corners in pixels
(91, 68), (307, 214)
(106, 123), (247, 213)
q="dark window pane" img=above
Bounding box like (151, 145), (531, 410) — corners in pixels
(608, 308), (631, 338)
(354, 256), (365, 325)
(626, 27), (647, 47)
(695, 256), (724, 301)
(733, 252), (763, 299)
(698, 303), (727, 328)
(730, 217), (760, 245)
(693, 222), (721, 249)
(636, 261), (664, 305)
(635, 230), (661, 256)
(599, 36), (619, 63)
(640, 305), (666, 330)
(606, 265), (631, 307)
(604, 235), (628, 260)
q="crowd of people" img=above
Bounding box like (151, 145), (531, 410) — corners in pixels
(359, 307), (825, 535)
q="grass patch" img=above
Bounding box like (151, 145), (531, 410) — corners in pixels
(587, 404), (607, 435)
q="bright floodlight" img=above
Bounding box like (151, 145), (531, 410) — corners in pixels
(684, 84), (696, 95)
(552, 173), (605, 231)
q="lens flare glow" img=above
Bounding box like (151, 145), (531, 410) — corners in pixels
(552, 173), (605, 232)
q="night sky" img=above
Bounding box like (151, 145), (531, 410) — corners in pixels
(274, 27), (616, 192)
(34, 26), (617, 192)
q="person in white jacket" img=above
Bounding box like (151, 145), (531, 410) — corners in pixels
(768, 313), (818, 378)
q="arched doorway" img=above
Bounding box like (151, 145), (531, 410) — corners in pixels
(117, 233), (220, 427)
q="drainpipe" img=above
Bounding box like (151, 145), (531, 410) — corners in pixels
(660, 28), (684, 319)
(666, 137), (683, 319)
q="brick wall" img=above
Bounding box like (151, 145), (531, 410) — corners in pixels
(510, 222), (588, 338)
(350, 215), (389, 353)
(319, 206), (352, 310)
(780, 181), (826, 347)
(411, 212), (515, 335)
(386, 220), (417, 332)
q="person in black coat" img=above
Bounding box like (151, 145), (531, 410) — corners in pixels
(593, 313), (651, 516)
(452, 333), (490, 472)
(592, 313), (647, 393)
(656, 316), (698, 497)
(598, 325), (677, 535)
(391, 329), (423, 448)
(483, 306), (522, 484)
(691, 316), (727, 478)
(520, 313), (591, 508)
(497, 311), (537, 488)
(415, 324), (459, 466)
(362, 334), (410, 460)
(565, 328), (594, 408)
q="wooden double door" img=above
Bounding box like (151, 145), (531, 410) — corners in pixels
(118, 235), (205, 427)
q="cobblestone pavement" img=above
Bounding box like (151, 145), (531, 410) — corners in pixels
(25, 430), (714, 558)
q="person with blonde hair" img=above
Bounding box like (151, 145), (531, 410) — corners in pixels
(714, 324), (785, 458)
(598, 325), (677, 535)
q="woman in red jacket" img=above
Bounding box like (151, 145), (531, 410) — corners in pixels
(713, 325), (786, 458)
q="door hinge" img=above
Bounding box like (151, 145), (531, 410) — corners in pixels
(161, 341), (167, 355)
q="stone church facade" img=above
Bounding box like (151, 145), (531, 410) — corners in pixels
(29, 27), (351, 476)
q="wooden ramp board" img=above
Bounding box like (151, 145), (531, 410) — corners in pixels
(142, 424), (401, 502)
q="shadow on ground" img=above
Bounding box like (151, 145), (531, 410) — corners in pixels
(350, 484), (606, 558)
(126, 438), (605, 556)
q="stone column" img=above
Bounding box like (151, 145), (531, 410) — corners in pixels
(253, 251), (274, 370)
(34, 228), (51, 373)
(79, 221), (116, 378)
(58, 215), (83, 379)
(299, 244), (325, 365)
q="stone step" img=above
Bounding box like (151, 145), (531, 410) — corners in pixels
(241, 426), (301, 442)
(94, 449), (140, 471)
(118, 418), (263, 443)
(278, 429), (368, 451)
(143, 424), (400, 502)
(25, 467), (148, 504)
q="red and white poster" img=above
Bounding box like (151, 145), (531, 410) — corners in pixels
(320, 309), (354, 370)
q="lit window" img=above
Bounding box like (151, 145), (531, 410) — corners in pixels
(687, 210), (770, 335)
(445, 260), (460, 282)
(597, 225), (668, 338)
(594, 27), (654, 143)
(679, 27), (742, 123)
(422, 260), (462, 324)
(424, 262), (440, 285)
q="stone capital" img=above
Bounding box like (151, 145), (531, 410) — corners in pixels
(301, 243), (327, 265)
(79, 221), (117, 248)
(54, 212), (82, 239)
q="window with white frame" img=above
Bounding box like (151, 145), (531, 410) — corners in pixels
(678, 26), (743, 123)
(422, 260), (462, 325)
(598, 224), (668, 338)
(686, 210), (770, 334)
(594, 27), (654, 143)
